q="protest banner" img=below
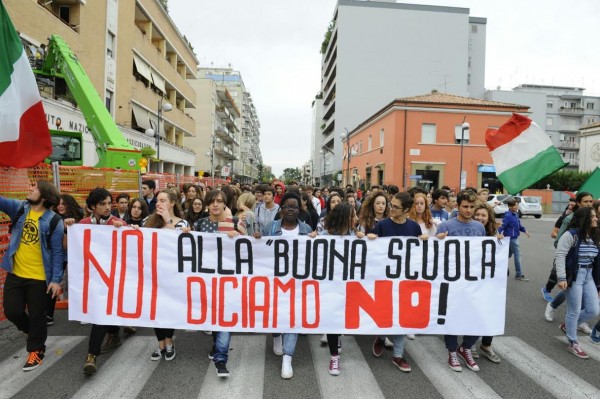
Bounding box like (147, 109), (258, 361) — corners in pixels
(68, 225), (509, 335)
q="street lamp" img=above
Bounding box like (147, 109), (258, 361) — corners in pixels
(145, 98), (173, 172)
(458, 121), (470, 190)
(205, 134), (221, 187)
(340, 128), (357, 188)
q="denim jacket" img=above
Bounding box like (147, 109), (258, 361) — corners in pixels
(262, 219), (313, 236)
(0, 197), (65, 285)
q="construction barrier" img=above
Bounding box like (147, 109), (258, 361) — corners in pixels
(0, 164), (226, 320)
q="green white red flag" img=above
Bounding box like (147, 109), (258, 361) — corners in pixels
(0, 2), (51, 168)
(485, 113), (567, 194)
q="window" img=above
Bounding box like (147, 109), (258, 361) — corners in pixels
(546, 117), (553, 126)
(547, 101), (553, 109)
(421, 124), (436, 144)
(106, 32), (115, 58)
(359, 141), (363, 154)
(454, 125), (470, 144)
(380, 128), (384, 147)
(588, 118), (596, 124)
(368, 135), (372, 151)
(570, 102), (577, 109)
(587, 102), (595, 110)
(59, 6), (70, 23)
(471, 25), (478, 33)
(105, 90), (113, 113)
(467, 73), (471, 85)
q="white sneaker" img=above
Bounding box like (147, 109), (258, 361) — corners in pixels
(578, 322), (592, 334)
(273, 335), (283, 356)
(281, 355), (293, 379)
(384, 337), (394, 348)
(320, 334), (327, 346)
(406, 334), (416, 340)
(544, 302), (555, 322)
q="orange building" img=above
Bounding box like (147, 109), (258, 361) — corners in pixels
(342, 92), (529, 192)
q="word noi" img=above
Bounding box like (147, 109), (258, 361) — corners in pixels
(79, 229), (489, 330)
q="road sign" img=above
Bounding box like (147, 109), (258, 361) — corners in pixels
(410, 175), (422, 180)
(221, 165), (230, 177)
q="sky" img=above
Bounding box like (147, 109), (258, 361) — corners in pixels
(167, 0), (600, 176)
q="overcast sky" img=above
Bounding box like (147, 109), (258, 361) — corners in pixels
(168, 0), (600, 176)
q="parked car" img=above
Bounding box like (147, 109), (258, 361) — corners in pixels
(487, 194), (511, 217)
(515, 196), (542, 218)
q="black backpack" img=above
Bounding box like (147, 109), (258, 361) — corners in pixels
(8, 203), (62, 248)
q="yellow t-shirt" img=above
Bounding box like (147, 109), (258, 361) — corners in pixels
(13, 209), (46, 281)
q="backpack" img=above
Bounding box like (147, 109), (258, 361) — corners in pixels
(8, 202), (62, 248)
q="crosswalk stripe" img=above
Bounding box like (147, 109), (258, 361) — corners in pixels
(407, 337), (502, 399)
(197, 334), (266, 399)
(0, 336), (85, 399)
(494, 336), (600, 399)
(71, 336), (160, 399)
(308, 335), (386, 399)
(554, 335), (600, 361)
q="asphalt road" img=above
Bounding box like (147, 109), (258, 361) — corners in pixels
(1, 215), (599, 399)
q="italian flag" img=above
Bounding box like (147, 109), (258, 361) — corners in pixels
(0, 2), (51, 168)
(486, 113), (567, 194)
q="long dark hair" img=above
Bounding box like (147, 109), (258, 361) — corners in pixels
(568, 206), (599, 244)
(58, 194), (83, 221)
(37, 180), (60, 209)
(144, 189), (182, 228)
(185, 197), (204, 225)
(324, 202), (356, 236)
(127, 198), (149, 221)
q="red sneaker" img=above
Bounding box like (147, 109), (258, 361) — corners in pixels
(372, 337), (384, 357)
(567, 342), (589, 359)
(448, 351), (462, 372)
(458, 345), (480, 371)
(392, 357), (411, 372)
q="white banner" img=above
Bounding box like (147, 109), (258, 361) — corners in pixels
(68, 225), (509, 335)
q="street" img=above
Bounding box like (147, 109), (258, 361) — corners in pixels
(1, 216), (599, 399)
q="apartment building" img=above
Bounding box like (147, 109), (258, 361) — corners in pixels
(343, 91), (528, 191)
(7, 0), (198, 174)
(314, 0), (486, 185)
(486, 84), (600, 169)
(188, 67), (262, 183)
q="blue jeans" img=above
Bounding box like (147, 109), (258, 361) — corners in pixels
(212, 331), (231, 363)
(565, 267), (600, 343)
(282, 333), (298, 356)
(550, 290), (566, 309)
(509, 238), (523, 277)
(444, 335), (479, 352)
(392, 335), (405, 358)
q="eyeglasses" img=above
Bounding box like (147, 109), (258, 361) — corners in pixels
(389, 203), (402, 211)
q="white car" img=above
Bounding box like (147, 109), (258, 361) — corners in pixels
(516, 196), (542, 218)
(487, 194), (510, 217)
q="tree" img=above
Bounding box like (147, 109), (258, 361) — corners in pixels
(281, 167), (302, 184)
(530, 169), (592, 191)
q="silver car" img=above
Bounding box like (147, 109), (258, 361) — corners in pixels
(516, 196), (542, 218)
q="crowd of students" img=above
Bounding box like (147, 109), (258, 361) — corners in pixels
(1, 179), (599, 380)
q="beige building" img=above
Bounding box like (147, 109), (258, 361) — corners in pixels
(7, 0), (198, 175)
(187, 77), (240, 179)
(189, 67), (262, 183)
(579, 122), (600, 172)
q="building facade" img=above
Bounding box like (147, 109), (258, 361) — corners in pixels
(344, 92), (528, 191)
(314, 0), (486, 186)
(188, 67), (262, 184)
(486, 84), (600, 170)
(8, 0), (198, 175)
(579, 122), (600, 172)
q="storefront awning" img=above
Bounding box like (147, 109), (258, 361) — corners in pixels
(132, 53), (152, 83)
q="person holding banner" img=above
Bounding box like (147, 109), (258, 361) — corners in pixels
(195, 189), (240, 378)
(436, 190), (485, 372)
(472, 203), (503, 363)
(320, 202), (364, 375)
(1, 181), (64, 372)
(357, 190), (389, 234)
(76, 188), (127, 375)
(144, 189), (189, 362)
(261, 191), (315, 379)
(408, 192), (438, 236)
(368, 192), (424, 373)
(555, 207), (600, 359)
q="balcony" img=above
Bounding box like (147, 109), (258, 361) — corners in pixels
(559, 107), (584, 116)
(558, 141), (580, 150)
(559, 125), (580, 132)
(322, 116), (335, 136)
(562, 158), (579, 166)
(324, 82), (336, 106)
(323, 63), (337, 93)
(323, 100), (335, 120)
